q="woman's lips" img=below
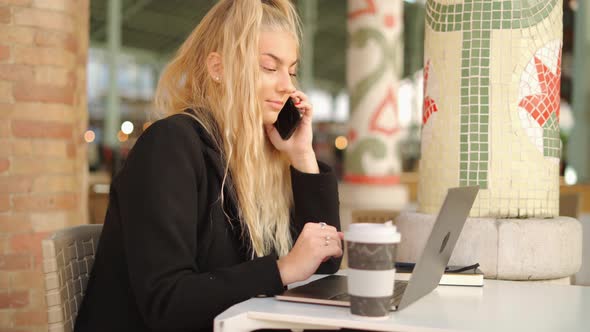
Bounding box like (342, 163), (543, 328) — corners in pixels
(266, 100), (284, 110)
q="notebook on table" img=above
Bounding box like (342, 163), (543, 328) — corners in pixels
(275, 186), (480, 311)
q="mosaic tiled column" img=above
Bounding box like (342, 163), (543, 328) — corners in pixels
(340, 0), (408, 230)
(395, 0), (582, 281)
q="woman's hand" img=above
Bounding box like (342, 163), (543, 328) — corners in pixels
(276, 222), (344, 285)
(265, 90), (319, 173)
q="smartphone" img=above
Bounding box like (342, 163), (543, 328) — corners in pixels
(273, 98), (302, 140)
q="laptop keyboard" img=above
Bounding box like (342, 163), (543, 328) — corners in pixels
(329, 280), (408, 306)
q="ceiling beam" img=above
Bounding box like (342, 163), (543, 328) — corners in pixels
(92, 0), (154, 40)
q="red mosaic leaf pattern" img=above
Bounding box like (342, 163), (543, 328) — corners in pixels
(369, 87), (399, 136)
(348, 0), (377, 20)
(422, 60), (439, 124)
(518, 50), (561, 128)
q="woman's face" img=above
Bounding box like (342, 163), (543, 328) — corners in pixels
(258, 30), (298, 125)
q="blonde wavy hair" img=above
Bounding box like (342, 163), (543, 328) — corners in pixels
(154, 0), (301, 258)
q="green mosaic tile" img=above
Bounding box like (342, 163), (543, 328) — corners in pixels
(461, 154), (468, 162)
(460, 180), (468, 186)
(480, 152), (489, 161)
(492, 20), (502, 29)
(493, 11), (501, 20)
(461, 143), (468, 152)
(493, 2), (501, 10)
(460, 163), (468, 171)
(480, 172), (488, 180)
(469, 172), (477, 180)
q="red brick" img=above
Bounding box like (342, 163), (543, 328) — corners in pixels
(0, 193), (9, 211)
(13, 46), (74, 66)
(11, 140), (32, 156)
(14, 309), (47, 326)
(0, 0), (32, 5)
(33, 66), (71, 86)
(10, 270), (44, 290)
(0, 119), (10, 136)
(0, 81), (12, 103)
(0, 64), (35, 81)
(12, 120), (72, 139)
(0, 6), (10, 24)
(0, 25), (35, 45)
(10, 232), (48, 260)
(0, 139), (11, 156)
(6, 102), (73, 122)
(31, 175), (76, 192)
(34, 30), (76, 53)
(0, 176), (33, 193)
(33, 0), (73, 11)
(0, 157), (9, 173)
(0, 44), (9, 62)
(66, 142), (75, 158)
(0, 272), (9, 289)
(13, 193), (78, 211)
(0, 254), (30, 270)
(0, 291), (29, 308)
(13, 7), (73, 33)
(13, 82), (74, 104)
(0, 214), (31, 232)
(11, 158), (74, 175)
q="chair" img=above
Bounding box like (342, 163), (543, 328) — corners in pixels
(42, 225), (103, 332)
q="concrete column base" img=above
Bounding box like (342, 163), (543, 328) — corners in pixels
(338, 182), (408, 232)
(395, 212), (583, 281)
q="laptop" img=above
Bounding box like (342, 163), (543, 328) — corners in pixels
(275, 185), (479, 311)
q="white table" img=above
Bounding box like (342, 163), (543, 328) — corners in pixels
(214, 274), (590, 332)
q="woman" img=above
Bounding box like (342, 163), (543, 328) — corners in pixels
(75, 0), (343, 331)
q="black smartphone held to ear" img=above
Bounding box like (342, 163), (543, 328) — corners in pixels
(273, 98), (302, 140)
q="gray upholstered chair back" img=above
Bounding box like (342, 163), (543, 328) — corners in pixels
(42, 224), (102, 332)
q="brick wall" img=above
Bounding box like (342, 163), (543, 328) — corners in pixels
(0, 0), (89, 330)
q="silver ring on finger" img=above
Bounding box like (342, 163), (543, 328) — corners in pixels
(319, 222), (327, 229)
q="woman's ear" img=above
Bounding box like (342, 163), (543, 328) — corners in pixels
(206, 52), (223, 83)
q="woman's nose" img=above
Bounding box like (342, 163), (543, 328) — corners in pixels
(278, 71), (295, 94)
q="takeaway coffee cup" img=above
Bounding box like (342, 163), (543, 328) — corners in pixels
(344, 222), (401, 319)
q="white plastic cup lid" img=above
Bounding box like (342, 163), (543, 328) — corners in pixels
(344, 221), (401, 244)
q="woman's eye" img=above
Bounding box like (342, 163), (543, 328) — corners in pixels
(262, 66), (276, 72)
(289, 73), (297, 77)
